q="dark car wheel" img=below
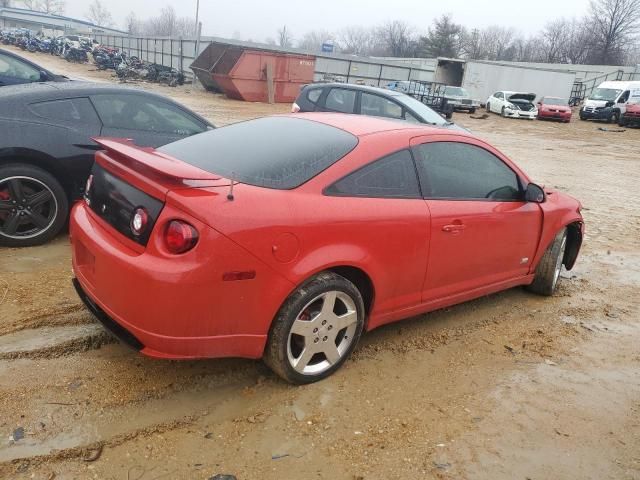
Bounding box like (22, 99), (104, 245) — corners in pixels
(618, 117), (626, 127)
(486, 103), (491, 113)
(264, 271), (365, 384)
(0, 164), (68, 247)
(469, 107), (476, 114)
(526, 228), (567, 296)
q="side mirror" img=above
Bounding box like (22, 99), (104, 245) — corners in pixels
(39, 70), (49, 82)
(525, 183), (546, 203)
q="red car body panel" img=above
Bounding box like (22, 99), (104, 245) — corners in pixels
(70, 113), (584, 360)
(622, 103), (640, 126)
(537, 101), (572, 122)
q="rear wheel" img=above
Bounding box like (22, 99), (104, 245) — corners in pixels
(0, 164), (68, 247)
(526, 228), (567, 296)
(264, 272), (365, 384)
(486, 102), (491, 113)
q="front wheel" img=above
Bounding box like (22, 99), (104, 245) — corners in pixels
(486, 103), (491, 113)
(618, 116), (626, 127)
(264, 272), (365, 384)
(0, 164), (68, 247)
(526, 229), (567, 296)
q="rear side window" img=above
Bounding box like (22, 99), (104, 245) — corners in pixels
(307, 88), (322, 104)
(91, 94), (205, 135)
(159, 117), (359, 190)
(325, 88), (356, 113)
(415, 142), (521, 201)
(29, 98), (98, 123)
(325, 150), (421, 198)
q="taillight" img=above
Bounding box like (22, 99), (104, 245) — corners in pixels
(131, 207), (149, 236)
(164, 220), (198, 254)
(291, 102), (301, 113)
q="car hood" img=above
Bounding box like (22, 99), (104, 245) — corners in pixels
(507, 93), (536, 102)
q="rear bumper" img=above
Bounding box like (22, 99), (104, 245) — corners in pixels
(70, 202), (289, 360)
(621, 113), (640, 125)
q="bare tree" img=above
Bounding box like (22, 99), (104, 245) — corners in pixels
(539, 19), (569, 63)
(124, 11), (140, 35)
(143, 6), (194, 37)
(339, 26), (374, 55)
(587, 0), (640, 64)
(277, 25), (293, 48)
(18, 0), (40, 10)
(85, 0), (113, 27)
(376, 20), (416, 57)
(298, 30), (333, 52)
(38, 0), (64, 14)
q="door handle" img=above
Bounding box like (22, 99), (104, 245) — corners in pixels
(442, 224), (466, 233)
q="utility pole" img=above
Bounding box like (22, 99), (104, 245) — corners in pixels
(194, 0), (200, 37)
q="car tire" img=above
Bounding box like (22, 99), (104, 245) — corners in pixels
(501, 107), (507, 117)
(526, 228), (567, 296)
(264, 271), (365, 384)
(0, 164), (68, 247)
(486, 103), (491, 113)
(611, 111), (620, 125)
(469, 107), (476, 114)
(618, 116), (626, 127)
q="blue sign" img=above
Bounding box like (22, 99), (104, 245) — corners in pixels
(321, 42), (334, 53)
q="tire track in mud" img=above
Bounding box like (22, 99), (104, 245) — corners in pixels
(0, 278), (602, 472)
(0, 305), (91, 337)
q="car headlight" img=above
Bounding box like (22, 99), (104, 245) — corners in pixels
(506, 103), (516, 110)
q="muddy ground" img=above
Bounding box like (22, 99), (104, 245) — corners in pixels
(0, 47), (639, 480)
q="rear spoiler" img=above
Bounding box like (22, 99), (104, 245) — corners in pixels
(92, 137), (222, 182)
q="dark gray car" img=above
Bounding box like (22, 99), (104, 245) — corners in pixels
(0, 82), (213, 247)
(292, 83), (460, 128)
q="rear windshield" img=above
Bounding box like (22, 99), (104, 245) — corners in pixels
(158, 117), (358, 190)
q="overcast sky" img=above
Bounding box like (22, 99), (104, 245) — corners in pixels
(62, 0), (591, 40)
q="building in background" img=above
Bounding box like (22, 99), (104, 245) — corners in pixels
(0, 5), (126, 36)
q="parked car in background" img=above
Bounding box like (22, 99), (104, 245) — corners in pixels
(537, 96), (572, 123)
(0, 48), (66, 86)
(71, 113), (583, 384)
(443, 86), (479, 114)
(385, 80), (428, 96)
(486, 91), (538, 119)
(579, 81), (640, 123)
(292, 83), (462, 129)
(0, 82), (213, 247)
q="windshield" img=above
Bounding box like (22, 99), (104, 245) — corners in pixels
(590, 88), (622, 101)
(445, 87), (469, 97)
(394, 95), (448, 126)
(159, 117), (358, 190)
(542, 97), (568, 105)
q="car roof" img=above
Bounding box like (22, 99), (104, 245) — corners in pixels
(306, 82), (404, 98)
(284, 112), (469, 138)
(0, 81), (213, 126)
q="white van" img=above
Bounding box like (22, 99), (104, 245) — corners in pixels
(579, 80), (640, 123)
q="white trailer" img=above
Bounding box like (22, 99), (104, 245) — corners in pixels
(459, 60), (577, 104)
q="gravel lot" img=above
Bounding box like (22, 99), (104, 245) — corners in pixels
(1, 47), (639, 480)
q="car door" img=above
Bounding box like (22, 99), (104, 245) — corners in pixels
(324, 149), (430, 317)
(0, 51), (42, 86)
(491, 92), (504, 112)
(318, 87), (358, 114)
(90, 93), (209, 148)
(411, 136), (543, 301)
(27, 97), (102, 197)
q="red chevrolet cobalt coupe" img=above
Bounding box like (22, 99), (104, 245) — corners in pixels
(70, 114), (584, 384)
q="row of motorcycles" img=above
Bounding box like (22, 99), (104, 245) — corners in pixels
(1, 28), (185, 86)
(0, 29), (91, 62)
(93, 45), (186, 87)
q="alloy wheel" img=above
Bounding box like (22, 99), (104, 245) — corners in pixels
(287, 291), (359, 376)
(0, 176), (58, 240)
